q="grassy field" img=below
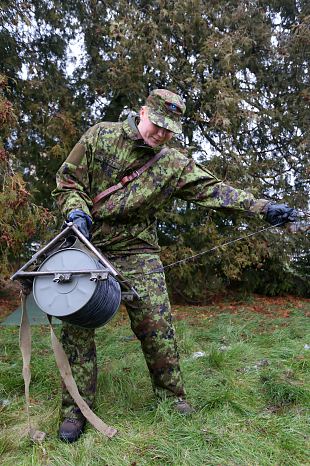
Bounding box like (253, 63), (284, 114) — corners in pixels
(0, 295), (309, 465)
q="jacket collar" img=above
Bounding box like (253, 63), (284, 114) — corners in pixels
(122, 112), (143, 141)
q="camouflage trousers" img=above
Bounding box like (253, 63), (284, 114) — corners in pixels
(60, 253), (185, 420)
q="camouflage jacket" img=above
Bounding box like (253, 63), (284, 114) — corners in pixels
(52, 115), (269, 253)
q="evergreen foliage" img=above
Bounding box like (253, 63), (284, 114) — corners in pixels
(0, 0), (308, 295)
(0, 73), (53, 277)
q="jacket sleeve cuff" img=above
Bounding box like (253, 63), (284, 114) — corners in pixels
(249, 199), (270, 215)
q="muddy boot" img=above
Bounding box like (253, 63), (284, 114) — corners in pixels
(59, 417), (86, 443)
(174, 398), (195, 415)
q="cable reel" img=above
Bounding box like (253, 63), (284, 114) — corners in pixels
(11, 224), (139, 328)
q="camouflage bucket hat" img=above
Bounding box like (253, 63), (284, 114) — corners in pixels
(146, 89), (186, 134)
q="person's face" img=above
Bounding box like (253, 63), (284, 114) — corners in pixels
(137, 106), (174, 147)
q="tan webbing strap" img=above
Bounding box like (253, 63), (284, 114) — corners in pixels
(91, 147), (168, 215)
(48, 316), (117, 438)
(19, 292), (117, 439)
(19, 293), (46, 442)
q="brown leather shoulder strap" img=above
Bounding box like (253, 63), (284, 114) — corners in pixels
(91, 147), (168, 213)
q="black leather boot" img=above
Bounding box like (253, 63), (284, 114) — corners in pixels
(59, 417), (86, 443)
(174, 398), (195, 415)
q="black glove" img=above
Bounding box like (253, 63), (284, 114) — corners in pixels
(67, 209), (92, 239)
(264, 203), (298, 226)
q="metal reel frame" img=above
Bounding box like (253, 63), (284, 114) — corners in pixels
(11, 222), (139, 302)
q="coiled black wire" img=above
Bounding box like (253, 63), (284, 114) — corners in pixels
(59, 270), (121, 329)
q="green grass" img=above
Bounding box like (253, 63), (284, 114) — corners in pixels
(0, 298), (309, 465)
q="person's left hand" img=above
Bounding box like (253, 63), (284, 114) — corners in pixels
(264, 203), (298, 226)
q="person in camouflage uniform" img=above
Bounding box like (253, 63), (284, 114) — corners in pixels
(52, 89), (296, 442)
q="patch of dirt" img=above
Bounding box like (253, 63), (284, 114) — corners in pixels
(0, 279), (21, 320)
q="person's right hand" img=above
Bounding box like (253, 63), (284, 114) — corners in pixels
(67, 209), (92, 240)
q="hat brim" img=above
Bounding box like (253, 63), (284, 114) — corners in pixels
(147, 107), (182, 134)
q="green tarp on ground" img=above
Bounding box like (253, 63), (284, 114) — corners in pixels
(0, 293), (61, 326)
